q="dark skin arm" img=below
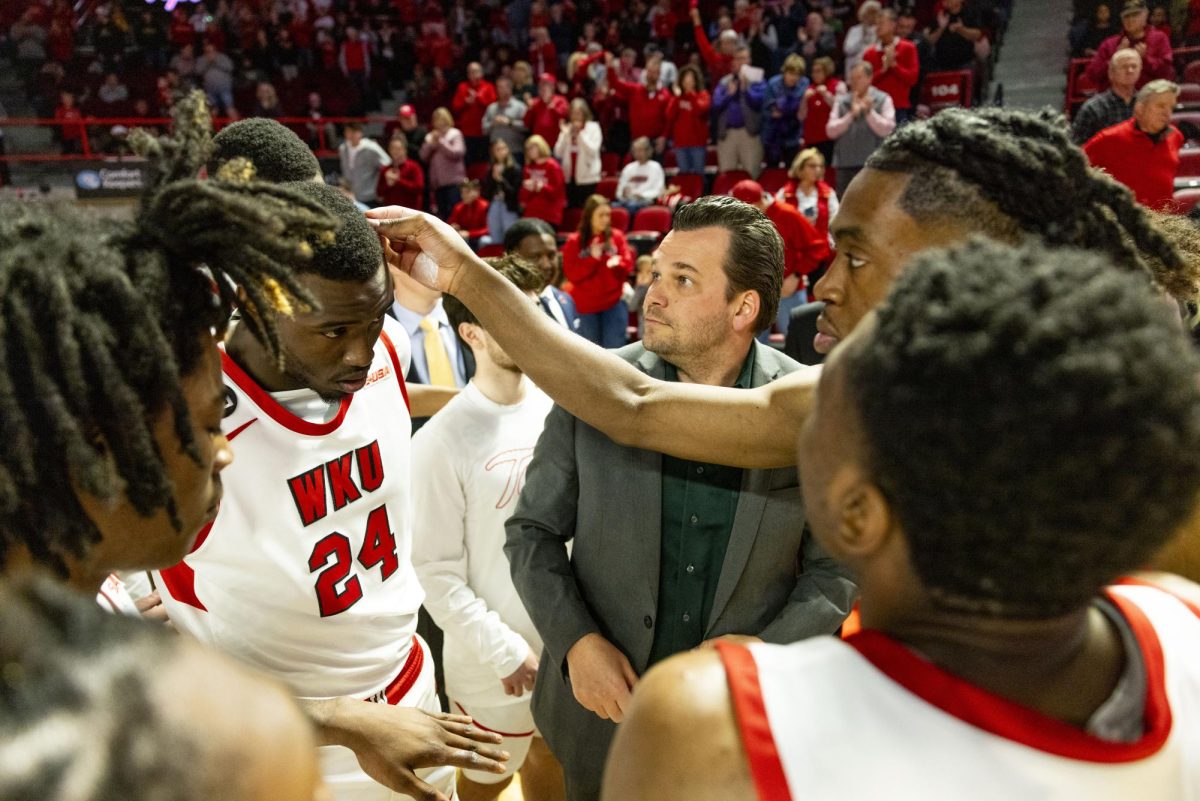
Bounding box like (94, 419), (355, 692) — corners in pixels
(366, 208), (816, 468)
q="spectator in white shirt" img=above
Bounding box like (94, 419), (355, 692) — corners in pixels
(338, 122), (392, 205)
(614, 137), (666, 215)
(411, 255), (567, 801)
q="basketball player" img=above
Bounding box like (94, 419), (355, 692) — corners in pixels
(1, 578), (326, 801)
(155, 180), (508, 801)
(601, 238), (1200, 800)
(368, 108), (1194, 470)
(411, 255), (566, 801)
(0, 94), (505, 798)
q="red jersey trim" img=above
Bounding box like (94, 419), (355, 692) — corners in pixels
(220, 349), (353, 437)
(844, 590), (1172, 763)
(715, 641), (793, 801)
(453, 702), (536, 738)
(157, 519), (216, 611)
(372, 636), (423, 705)
(379, 330), (411, 413)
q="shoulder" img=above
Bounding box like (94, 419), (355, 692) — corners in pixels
(613, 341), (650, 366)
(754, 340), (804, 377)
(602, 649), (753, 801)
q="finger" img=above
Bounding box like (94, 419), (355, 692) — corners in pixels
(134, 590), (162, 612)
(621, 660), (639, 688)
(393, 770), (447, 801)
(440, 746), (509, 774)
(606, 699), (625, 724)
(424, 711), (474, 725)
(141, 603), (170, 623)
(445, 737), (510, 764)
(443, 722), (504, 744)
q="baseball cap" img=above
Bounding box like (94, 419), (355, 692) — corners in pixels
(1121, 0), (1147, 15)
(730, 179), (766, 205)
(398, 104), (416, 116)
(539, 72), (557, 85)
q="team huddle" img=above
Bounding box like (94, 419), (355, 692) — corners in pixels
(1, 89), (1199, 801)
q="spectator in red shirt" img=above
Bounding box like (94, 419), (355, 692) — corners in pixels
(529, 26), (558, 78)
(690, 6), (739, 82)
(777, 148), (839, 251)
(520, 134), (567, 227)
(863, 9), (920, 125)
(338, 25), (372, 113)
(524, 73), (570, 145)
(731, 179), (830, 337)
(1084, 79), (1183, 211)
(666, 66), (712, 175)
(376, 136), (426, 210)
(449, 179), (491, 247)
(54, 90), (84, 155)
(562, 194), (635, 347)
(1086, 0), (1174, 90)
(451, 62), (498, 165)
(798, 56), (840, 177)
(607, 52), (672, 152)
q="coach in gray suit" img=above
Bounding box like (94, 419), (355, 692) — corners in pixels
(505, 197), (857, 801)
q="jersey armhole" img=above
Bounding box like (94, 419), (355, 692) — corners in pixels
(714, 641), (793, 801)
(1113, 576), (1200, 620)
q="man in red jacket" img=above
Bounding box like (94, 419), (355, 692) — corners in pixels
(1083, 79), (1183, 212)
(731, 179), (830, 337)
(452, 62), (498, 166)
(1085, 0), (1174, 90)
(690, 7), (738, 83)
(449, 179), (491, 247)
(863, 10), (920, 125)
(524, 74), (570, 147)
(606, 53), (672, 152)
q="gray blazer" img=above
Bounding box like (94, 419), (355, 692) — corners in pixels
(504, 341), (857, 801)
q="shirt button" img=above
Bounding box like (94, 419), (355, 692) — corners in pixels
(696, 466), (705, 475)
(690, 514), (699, 524)
(686, 564), (695, 574)
(682, 613), (691, 623)
(644, 615), (653, 629)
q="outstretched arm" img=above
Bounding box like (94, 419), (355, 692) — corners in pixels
(366, 208), (814, 468)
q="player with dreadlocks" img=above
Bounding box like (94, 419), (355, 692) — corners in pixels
(154, 173), (504, 799)
(208, 116), (325, 183)
(605, 237), (1200, 800)
(0, 577), (325, 801)
(0, 90), (330, 594)
(370, 106), (1193, 471)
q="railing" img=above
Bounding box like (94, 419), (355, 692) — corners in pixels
(0, 114), (393, 163)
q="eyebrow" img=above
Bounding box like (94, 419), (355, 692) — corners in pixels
(317, 291), (394, 327)
(830, 225), (868, 245)
(660, 261), (699, 274)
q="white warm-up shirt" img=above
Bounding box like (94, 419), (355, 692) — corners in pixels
(616, 159), (666, 203)
(410, 380), (553, 706)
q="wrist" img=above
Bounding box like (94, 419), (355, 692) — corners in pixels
(305, 696), (359, 747)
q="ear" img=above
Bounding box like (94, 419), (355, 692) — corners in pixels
(826, 472), (893, 562)
(457, 321), (484, 351)
(730, 290), (761, 335)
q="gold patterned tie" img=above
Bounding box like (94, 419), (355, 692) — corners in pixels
(419, 317), (456, 387)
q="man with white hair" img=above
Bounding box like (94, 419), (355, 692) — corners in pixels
(1073, 48), (1142, 144)
(1083, 79), (1183, 211)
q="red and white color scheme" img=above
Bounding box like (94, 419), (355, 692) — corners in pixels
(410, 380), (554, 782)
(717, 583), (1200, 801)
(155, 317), (446, 800)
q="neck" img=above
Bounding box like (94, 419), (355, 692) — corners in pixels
(396, 293), (439, 316)
(472, 358), (526, 404)
(226, 323), (301, 392)
(674, 339), (752, 387)
(1112, 83), (1135, 101)
(799, 177), (817, 191)
(880, 32), (894, 44)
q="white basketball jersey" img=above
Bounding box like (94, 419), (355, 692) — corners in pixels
(719, 583), (1200, 801)
(156, 317), (423, 700)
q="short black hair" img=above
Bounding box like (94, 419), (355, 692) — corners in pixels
(281, 181), (384, 283)
(445, 255), (543, 331)
(503, 217), (557, 252)
(208, 117), (321, 183)
(0, 578), (199, 799)
(0, 92), (333, 573)
(866, 108), (1184, 293)
(672, 195), (783, 331)
(844, 237), (1200, 618)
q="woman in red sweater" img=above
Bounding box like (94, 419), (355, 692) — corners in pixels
(562, 194), (635, 348)
(666, 66), (711, 176)
(799, 56), (840, 176)
(519, 134), (567, 227)
(376, 136), (425, 209)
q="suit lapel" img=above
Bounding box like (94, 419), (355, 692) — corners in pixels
(630, 347), (666, 613)
(706, 343), (782, 634)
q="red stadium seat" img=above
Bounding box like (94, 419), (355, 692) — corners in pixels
(671, 173), (705, 201)
(1172, 111), (1200, 139)
(466, 162), (490, 181)
(1065, 58), (1098, 118)
(1178, 84), (1200, 109)
(758, 167), (789, 195)
(610, 205), (630, 231)
(597, 176), (619, 200)
(601, 152), (622, 176)
(630, 205), (673, 234)
(706, 147), (719, 167)
(712, 170), (752, 196)
(476, 243), (505, 257)
(921, 70), (973, 114)
(1172, 187), (1200, 214)
(1176, 46), (1200, 77)
(560, 207), (584, 233)
(1179, 147), (1200, 179)
(662, 149), (678, 170)
(1186, 61), (1200, 86)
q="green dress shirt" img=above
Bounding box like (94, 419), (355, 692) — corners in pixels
(647, 347), (756, 667)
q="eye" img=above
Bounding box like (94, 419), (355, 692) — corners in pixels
(846, 254), (867, 270)
(323, 327), (348, 339)
(650, 270), (662, 282)
(677, 275), (693, 287)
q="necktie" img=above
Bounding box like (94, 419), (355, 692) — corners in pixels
(419, 317), (456, 387)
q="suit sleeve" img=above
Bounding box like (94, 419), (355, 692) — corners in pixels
(757, 526), (858, 643)
(505, 405), (600, 673)
(412, 428), (530, 680)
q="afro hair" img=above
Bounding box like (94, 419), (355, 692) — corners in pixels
(209, 118), (322, 184)
(281, 180), (384, 283)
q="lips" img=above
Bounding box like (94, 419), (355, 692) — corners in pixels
(337, 372), (369, 393)
(813, 315), (840, 355)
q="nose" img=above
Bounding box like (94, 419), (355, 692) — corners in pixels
(812, 261), (842, 305)
(344, 336), (375, 370)
(214, 434), (234, 474)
